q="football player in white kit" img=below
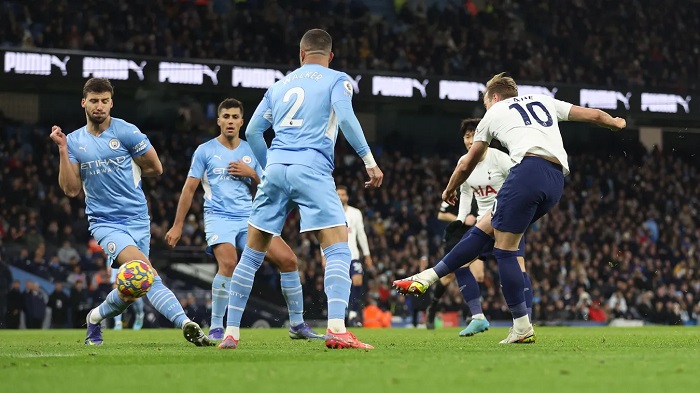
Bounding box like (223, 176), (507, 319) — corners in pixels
(394, 73), (625, 344)
(427, 119), (531, 336)
(336, 185), (372, 326)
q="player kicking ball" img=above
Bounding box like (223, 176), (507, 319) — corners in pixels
(394, 73), (625, 343)
(51, 78), (212, 346)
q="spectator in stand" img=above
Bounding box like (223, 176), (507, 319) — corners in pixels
(23, 280), (46, 329)
(48, 282), (70, 328)
(69, 280), (91, 328)
(5, 280), (23, 329)
(0, 258), (12, 328)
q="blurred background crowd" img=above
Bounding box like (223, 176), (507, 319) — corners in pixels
(1, 0), (697, 92)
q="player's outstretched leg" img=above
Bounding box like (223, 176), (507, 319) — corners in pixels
(455, 267), (490, 336)
(218, 247), (265, 349)
(322, 242), (373, 349)
(85, 289), (132, 345)
(282, 271), (324, 340)
(131, 297), (145, 330)
(209, 273), (230, 341)
(393, 227), (493, 295)
(147, 276), (213, 346)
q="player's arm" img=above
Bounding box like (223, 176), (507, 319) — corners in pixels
(245, 93), (273, 168)
(132, 147), (163, 177)
(50, 126), (82, 198)
(437, 208), (458, 222)
(165, 176), (200, 247)
(456, 185), (475, 223)
(228, 160), (261, 187)
(562, 102), (626, 131)
(354, 210), (373, 269)
(443, 147), (486, 205)
(124, 128), (163, 177)
(332, 77), (383, 188)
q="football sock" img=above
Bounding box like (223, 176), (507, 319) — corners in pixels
(93, 289), (130, 323)
(147, 276), (189, 328)
(211, 274), (231, 329)
(349, 284), (363, 313)
(455, 267), (483, 316)
(413, 268), (439, 285)
(493, 248), (528, 320)
(132, 297), (144, 317)
(226, 247), (265, 339)
(430, 280), (447, 305)
(523, 272), (533, 321)
(113, 314), (122, 324)
(323, 242), (352, 333)
(434, 227), (492, 278)
(280, 271), (305, 327)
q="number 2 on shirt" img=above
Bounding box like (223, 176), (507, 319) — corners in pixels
(281, 87), (305, 127)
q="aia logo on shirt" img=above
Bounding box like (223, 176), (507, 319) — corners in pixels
(472, 185), (498, 197)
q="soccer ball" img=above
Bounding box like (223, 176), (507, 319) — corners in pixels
(116, 260), (155, 298)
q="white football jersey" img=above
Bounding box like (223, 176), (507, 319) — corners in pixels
(457, 148), (513, 222)
(344, 205), (370, 260)
(474, 94), (573, 175)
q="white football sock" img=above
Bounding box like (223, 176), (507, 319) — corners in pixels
(328, 318), (346, 334)
(415, 268), (439, 285)
(472, 313), (485, 320)
(513, 315), (531, 331)
(224, 326), (240, 340)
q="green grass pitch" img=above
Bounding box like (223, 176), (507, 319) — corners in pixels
(1, 327), (699, 393)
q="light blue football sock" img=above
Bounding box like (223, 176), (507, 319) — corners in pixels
(97, 289), (130, 321)
(211, 274), (231, 329)
(226, 247), (265, 328)
(323, 243), (352, 320)
(131, 297), (144, 317)
(280, 271), (305, 327)
(147, 276), (188, 328)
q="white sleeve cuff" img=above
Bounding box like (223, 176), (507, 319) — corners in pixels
(361, 152), (377, 168)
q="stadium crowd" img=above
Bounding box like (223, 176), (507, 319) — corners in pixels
(1, 113), (699, 329)
(1, 0), (697, 92)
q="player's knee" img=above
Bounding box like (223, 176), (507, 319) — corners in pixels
(117, 292), (138, 304)
(218, 258), (237, 276)
(351, 275), (363, 286)
(277, 253), (298, 272)
(473, 271), (485, 282)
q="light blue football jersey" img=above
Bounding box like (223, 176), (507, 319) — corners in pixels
(188, 139), (263, 219)
(66, 117), (152, 223)
(250, 63), (354, 173)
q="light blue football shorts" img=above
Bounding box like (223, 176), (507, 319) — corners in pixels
(249, 163), (346, 236)
(204, 213), (248, 254)
(89, 215), (151, 269)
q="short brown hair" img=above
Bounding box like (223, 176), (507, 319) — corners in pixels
(218, 98), (244, 116)
(300, 29), (332, 56)
(484, 72), (518, 100)
(83, 78), (113, 98)
(336, 185), (348, 192)
(460, 118), (481, 137)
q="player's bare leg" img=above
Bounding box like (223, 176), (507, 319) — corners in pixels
(266, 237), (324, 340)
